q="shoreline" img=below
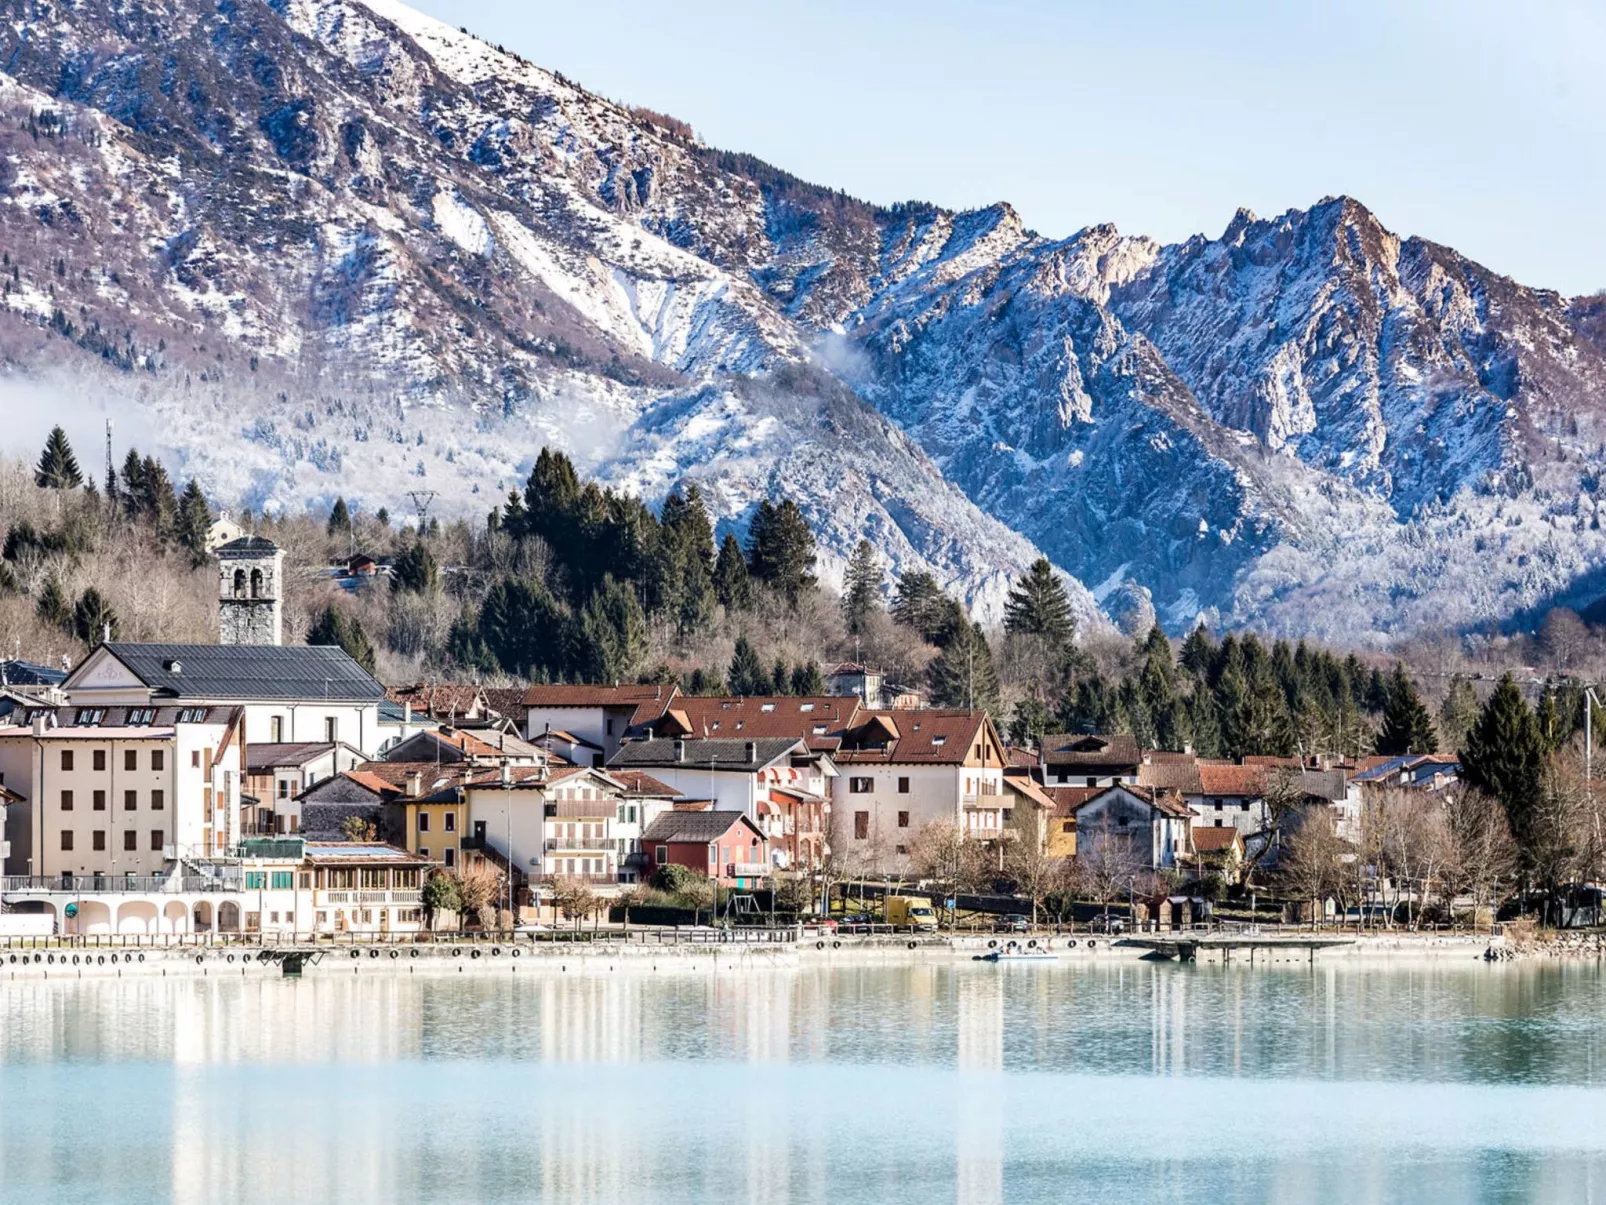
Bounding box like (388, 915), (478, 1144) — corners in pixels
(3, 930), (1595, 981)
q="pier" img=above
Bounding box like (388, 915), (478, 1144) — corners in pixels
(1119, 935), (1357, 963)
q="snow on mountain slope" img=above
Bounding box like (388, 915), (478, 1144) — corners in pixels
(4, 0), (1606, 641)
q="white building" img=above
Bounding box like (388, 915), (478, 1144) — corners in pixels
(463, 766), (634, 888)
(522, 683), (680, 764)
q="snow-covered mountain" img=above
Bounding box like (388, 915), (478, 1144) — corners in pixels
(2, 0), (1604, 641)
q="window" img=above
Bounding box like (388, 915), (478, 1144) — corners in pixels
(128, 708), (155, 726)
(443, 848), (456, 868)
(898, 777), (910, 794)
(60, 789), (73, 811)
(270, 716), (284, 742)
(395, 869), (419, 889)
(92, 830), (106, 851)
(443, 812), (456, 832)
(92, 790), (105, 811)
(124, 750), (137, 771)
(895, 844), (908, 856)
(418, 848), (429, 858)
(854, 811), (869, 840)
(277, 780), (291, 800)
(324, 717), (338, 742)
(123, 831), (137, 852)
(191, 751), (201, 768)
(974, 744), (982, 759)
(418, 812), (430, 833)
(897, 811), (910, 829)
(1086, 777), (1097, 788)
(151, 750), (164, 771)
(178, 708), (207, 724)
(655, 845), (668, 864)
(92, 749), (106, 772)
(1214, 801), (1222, 811)
(1062, 820), (1074, 833)
(849, 777), (874, 794)
(150, 830), (164, 851)
(299, 873), (312, 889)
(269, 871), (292, 890)
(61, 750), (73, 771)
(245, 872), (268, 889)
(1215, 818), (1224, 827)
(75, 709), (106, 726)
(151, 790), (164, 811)
(361, 868), (387, 889)
(124, 790), (136, 811)
(60, 831), (73, 851)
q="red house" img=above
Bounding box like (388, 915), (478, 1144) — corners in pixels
(641, 810), (769, 887)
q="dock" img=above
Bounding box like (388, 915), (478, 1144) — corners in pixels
(1119, 935), (1356, 963)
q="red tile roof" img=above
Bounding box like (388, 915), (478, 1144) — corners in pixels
(607, 769), (682, 798)
(653, 695), (861, 751)
(1138, 760), (1204, 794)
(1196, 764), (1268, 797)
(523, 683), (676, 709)
(835, 709), (995, 765)
(1043, 786), (1100, 819)
(1041, 732), (1141, 766)
(1191, 826), (1244, 853)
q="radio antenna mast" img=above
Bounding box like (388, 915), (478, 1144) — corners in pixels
(104, 417), (115, 496)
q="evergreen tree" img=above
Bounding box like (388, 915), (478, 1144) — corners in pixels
(1535, 688), (1568, 753)
(306, 604), (377, 674)
(573, 577), (649, 685)
(1009, 695), (1049, 749)
(890, 570), (951, 644)
(1376, 663), (1438, 755)
(1003, 557), (1075, 647)
(660, 485), (716, 639)
(687, 666), (727, 695)
(1460, 674), (1546, 862)
(139, 455), (177, 542)
(35, 577), (70, 630)
(376, 507), (390, 528)
(478, 578), (570, 679)
(391, 541), (439, 594)
(444, 606), (498, 675)
(175, 480), (211, 566)
(927, 621), (1001, 715)
(1178, 624), (1216, 681)
(728, 636), (770, 696)
(71, 588), (118, 646)
(713, 533), (752, 611)
(327, 497), (352, 536)
(1364, 667), (1390, 714)
(1137, 625), (1185, 750)
(841, 538), (882, 634)
(771, 657), (790, 697)
(790, 661), (826, 696)
(118, 449), (145, 518)
(746, 499), (816, 603)
(34, 426), (82, 490)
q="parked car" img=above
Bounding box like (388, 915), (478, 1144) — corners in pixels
(993, 914), (1031, 934)
(1088, 915), (1126, 935)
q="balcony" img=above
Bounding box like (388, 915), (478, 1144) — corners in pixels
(543, 837), (615, 851)
(962, 792), (1011, 810)
(550, 800), (616, 819)
(315, 890), (420, 905)
(725, 862), (770, 879)
(533, 873), (617, 887)
(2, 875), (241, 894)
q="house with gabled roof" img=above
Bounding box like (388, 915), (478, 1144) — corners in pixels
(1040, 732), (1141, 787)
(1069, 784), (1195, 870)
(833, 709), (1009, 872)
(523, 683), (680, 763)
(640, 809), (769, 888)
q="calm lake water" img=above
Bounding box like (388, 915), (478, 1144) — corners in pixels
(3, 958), (1606, 1204)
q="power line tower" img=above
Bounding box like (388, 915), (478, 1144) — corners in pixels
(407, 490), (437, 533)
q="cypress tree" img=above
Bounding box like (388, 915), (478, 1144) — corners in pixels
(713, 533), (751, 611)
(746, 499), (816, 603)
(34, 426), (83, 490)
(1376, 663), (1438, 755)
(1460, 673), (1545, 856)
(728, 636), (770, 696)
(306, 604), (377, 674)
(1002, 557), (1074, 647)
(841, 538), (882, 634)
(71, 588), (118, 646)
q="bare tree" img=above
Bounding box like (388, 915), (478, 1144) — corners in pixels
(1003, 831), (1065, 927)
(1244, 765), (1307, 881)
(548, 876), (602, 930)
(1071, 817), (1142, 925)
(1440, 786), (1518, 929)
(1277, 811), (1347, 929)
(1372, 787), (1451, 927)
(453, 862), (503, 930)
(907, 820), (990, 896)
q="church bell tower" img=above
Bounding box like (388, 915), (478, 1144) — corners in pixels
(216, 536), (285, 646)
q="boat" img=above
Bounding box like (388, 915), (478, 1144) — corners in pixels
(973, 945), (1057, 963)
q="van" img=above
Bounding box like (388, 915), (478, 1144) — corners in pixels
(885, 895), (939, 930)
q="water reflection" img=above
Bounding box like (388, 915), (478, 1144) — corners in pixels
(2, 960), (1606, 1204)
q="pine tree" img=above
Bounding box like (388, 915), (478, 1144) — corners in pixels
(728, 636), (770, 696)
(175, 479), (211, 566)
(35, 577), (71, 630)
(790, 661), (826, 696)
(34, 426), (82, 490)
(770, 657), (790, 697)
(713, 533), (751, 611)
(306, 605), (377, 674)
(927, 621), (1000, 715)
(478, 578), (570, 679)
(1178, 624), (1216, 681)
(1137, 625), (1185, 750)
(71, 588), (118, 646)
(573, 577), (649, 685)
(376, 507), (390, 528)
(841, 538), (881, 634)
(746, 499), (816, 603)
(890, 570), (950, 643)
(1460, 673), (1545, 859)
(140, 455), (177, 542)
(391, 541), (439, 594)
(327, 497), (352, 536)
(1003, 557), (1074, 647)
(118, 449), (145, 518)
(1376, 663), (1438, 755)
(444, 606), (498, 675)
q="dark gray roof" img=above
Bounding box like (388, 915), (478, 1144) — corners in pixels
(216, 536), (280, 554)
(0, 658), (66, 686)
(641, 810), (761, 844)
(245, 742), (338, 772)
(99, 643), (384, 702)
(608, 737), (803, 772)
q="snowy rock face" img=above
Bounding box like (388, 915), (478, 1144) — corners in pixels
(3, 0), (1606, 641)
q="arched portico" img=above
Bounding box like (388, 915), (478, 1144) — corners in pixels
(117, 901), (158, 935)
(163, 901), (189, 934)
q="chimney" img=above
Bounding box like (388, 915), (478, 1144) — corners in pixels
(404, 702), (412, 725)
(500, 762), (512, 786)
(406, 770), (422, 798)
(745, 741), (757, 763)
(674, 738), (685, 763)
(31, 714), (46, 737)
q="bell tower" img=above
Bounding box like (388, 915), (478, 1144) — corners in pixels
(216, 536), (285, 646)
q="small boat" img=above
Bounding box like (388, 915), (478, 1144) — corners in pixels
(973, 944), (1057, 963)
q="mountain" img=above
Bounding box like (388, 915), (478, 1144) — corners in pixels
(1, 0), (1603, 642)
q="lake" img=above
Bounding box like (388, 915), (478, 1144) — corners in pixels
(2, 958), (1605, 1203)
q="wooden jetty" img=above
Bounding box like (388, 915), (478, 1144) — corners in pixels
(1119, 935), (1356, 963)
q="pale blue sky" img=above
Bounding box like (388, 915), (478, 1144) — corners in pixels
(412, 0), (1606, 296)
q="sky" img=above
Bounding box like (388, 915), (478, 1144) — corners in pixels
(410, 0), (1606, 296)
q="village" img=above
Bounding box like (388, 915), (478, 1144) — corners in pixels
(0, 520), (1557, 949)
